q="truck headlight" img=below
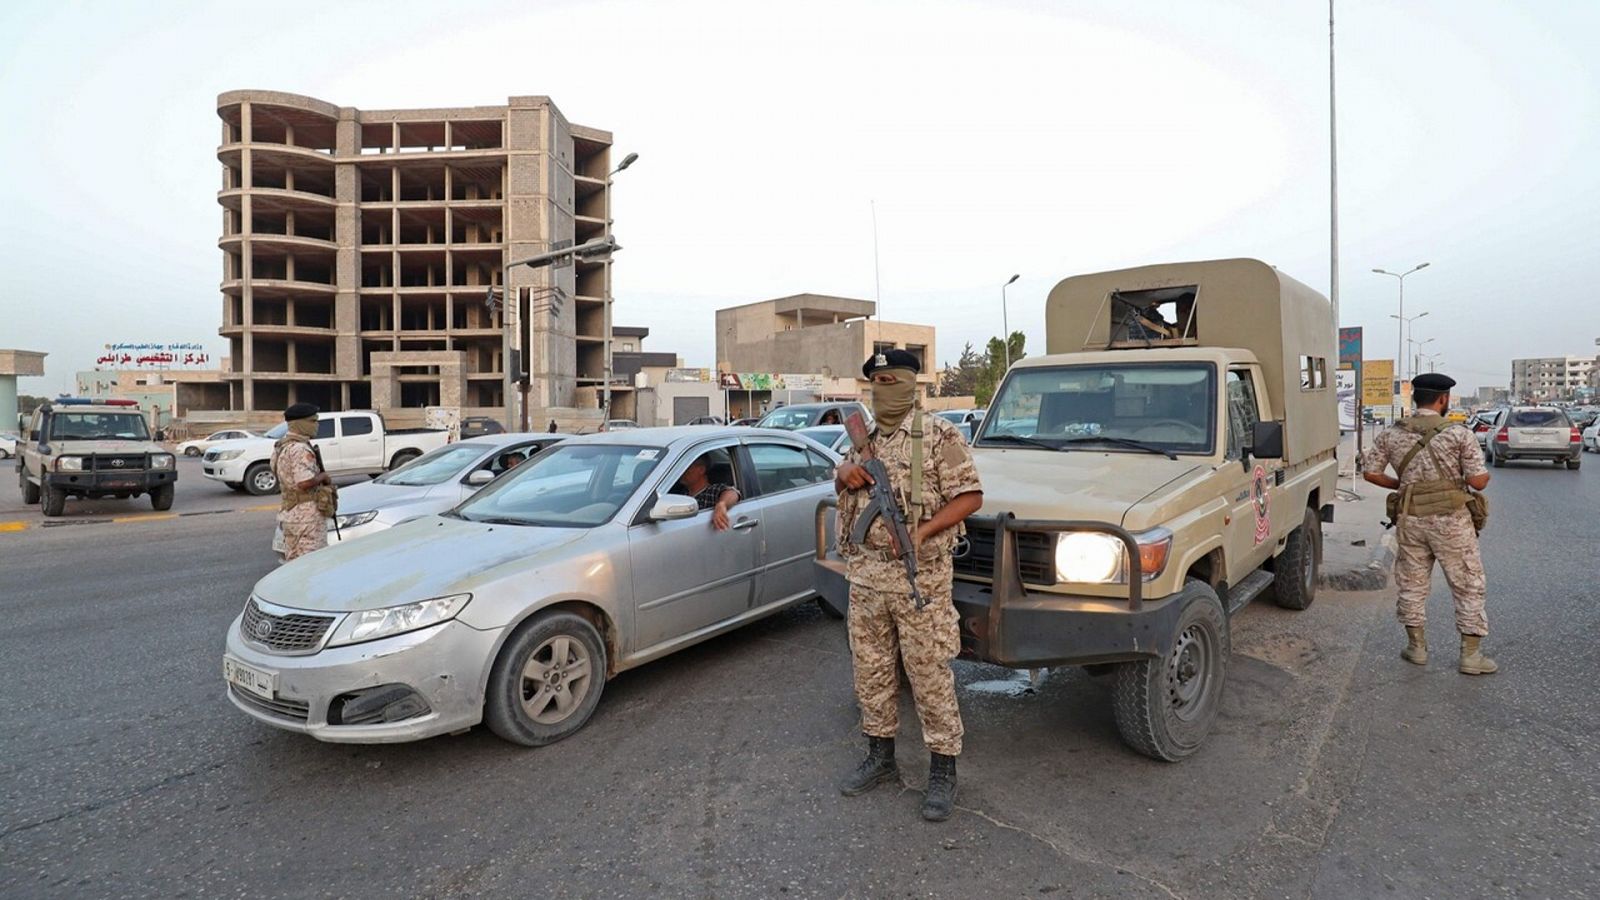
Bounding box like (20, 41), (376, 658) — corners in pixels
(332, 510), (379, 530)
(325, 594), (471, 647)
(55, 456), (86, 472)
(151, 454), (175, 470)
(213, 449), (244, 462)
(1054, 528), (1173, 584)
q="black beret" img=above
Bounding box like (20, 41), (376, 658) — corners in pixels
(283, 402), (320, 421)
(1411, 373), (1456, 392)
(862, 348), (921, 378)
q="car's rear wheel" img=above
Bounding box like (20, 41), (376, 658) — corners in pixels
(485, 610), (607, 746)
(389, 450), (421, 470)
(150, 484), (175, 510)
(1267, 506), (1320, 610)
(41, 485), (66, 517)
(244, 462), (277, 496)
(1111, 580), (1228, 762)
(20, 470), (40, 505)
(1490, 447), (1505, 467)
(1567, 458), (1581, 470)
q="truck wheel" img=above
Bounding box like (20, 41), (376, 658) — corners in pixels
(244, 462), (278, 496)
(389, 450), (421, 470)
(20, 470), (40, 505)
(1567, 459), (1581, 470)
(150, 484), (175, 511)
(41, 485), (66, 517)
(1111, 581), (1228, 762)
(484, 610), (608, 747)
(1267, 506), (1320, 611)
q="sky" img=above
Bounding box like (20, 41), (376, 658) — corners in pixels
(2, 0), (1596, 397)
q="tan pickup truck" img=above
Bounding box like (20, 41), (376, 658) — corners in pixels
(816, 258), (1339, 761)
(18, 398), (178, 517)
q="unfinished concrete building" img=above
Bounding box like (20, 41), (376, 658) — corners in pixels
(216, 90), (617, 427)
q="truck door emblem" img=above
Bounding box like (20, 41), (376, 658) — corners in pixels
(1251, 465), (1271, 546)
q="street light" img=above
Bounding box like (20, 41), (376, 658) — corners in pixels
(601, 152), (638, 424)
(1387, 309), (1429, 379)
(1372, 262), (1430, 418)
(1408, 336), (1436, 379)
(1001, 274), (1019, 370)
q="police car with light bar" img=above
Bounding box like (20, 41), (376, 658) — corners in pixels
(17, 398), (178, 517)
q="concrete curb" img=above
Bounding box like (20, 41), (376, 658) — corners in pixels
(0, 503), (277, 534)
(1319, 530), (1396, 592)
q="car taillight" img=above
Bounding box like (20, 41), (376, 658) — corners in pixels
(1473, 423), (1488, 433)
(1494, 427), (1509, 443)
(1572, 428), (1582, 443)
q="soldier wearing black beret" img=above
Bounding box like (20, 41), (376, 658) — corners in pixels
(273, 403), (335, 561)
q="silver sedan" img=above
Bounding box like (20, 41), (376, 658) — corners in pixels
(224, 426), (840, 746)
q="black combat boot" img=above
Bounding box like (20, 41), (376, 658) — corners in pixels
(921, 753), (957, 822)
(839, 736), (898, 796)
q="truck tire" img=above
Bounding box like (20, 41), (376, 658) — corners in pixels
(389, 449), (421, 471)
(41, 485), (66, 517)
(244, 462), (277, 496)
(484, 610), (608, 747)
(1111, 580), (1228, 762)
(1267, 506), (1320, 611)
(1567, 458), (1581, 470)
(20, 469), (40, 505)
(150, 483), (175, 511)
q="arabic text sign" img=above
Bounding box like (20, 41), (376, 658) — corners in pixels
(1336, 367), (1357, 430)
(97, 342), (215, 369)
(1361, 359), (1394, 407)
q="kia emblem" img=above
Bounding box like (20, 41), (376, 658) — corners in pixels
(254, 620), (273, 640)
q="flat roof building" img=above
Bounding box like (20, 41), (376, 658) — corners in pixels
(215, 90), (617, 428)
(715, 294), (937, 390)
(1511, 355), (1598, 402)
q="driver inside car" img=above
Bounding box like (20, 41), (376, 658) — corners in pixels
(671, 453), (740, 531)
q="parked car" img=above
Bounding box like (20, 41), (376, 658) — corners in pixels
(1486, 407), (1581, 469)
(935, 409), (985, 426)
(796, 424), (850, 454)
(686, 416), (725, 426)
(756, 402), (870, 430)
(459, 417), (507, 439)
(326, 434), (567, 544)
(0, 431), (16, 459)
(222, 426), (843, 745)
(1581, 418), (1600, 453)
(730, 417), (761, 427)
(203, 410), (451, 495)
(176, 429), (259, 457)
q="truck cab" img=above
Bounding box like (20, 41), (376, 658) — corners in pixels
(17, 398), (178, 517)
(815, 258), (1339, 761)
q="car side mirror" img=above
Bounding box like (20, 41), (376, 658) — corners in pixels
(648, 495), (700, 522)
(1249, 421), (1284, 460)
(466, 469), (496, 487)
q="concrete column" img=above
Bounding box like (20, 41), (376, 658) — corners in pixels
(334, 109), (361, 383)
(240, 101), (255, 412)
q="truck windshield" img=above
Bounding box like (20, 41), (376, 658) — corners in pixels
(48, 412), (150, 441)
(977, 363), (1217, 455)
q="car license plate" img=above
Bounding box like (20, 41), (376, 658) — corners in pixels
(224, 656), (277, 700)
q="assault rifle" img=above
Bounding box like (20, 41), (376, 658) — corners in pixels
(843, 411), (926, 609)
(312, 445), (340, 540)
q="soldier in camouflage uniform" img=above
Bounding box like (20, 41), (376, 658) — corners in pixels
(273, 403), (336, 562)
(834, 349), (984, 822)
(1361, 373), (1496, 674)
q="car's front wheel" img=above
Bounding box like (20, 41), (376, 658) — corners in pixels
(244, 462), (277, 496)
(485, 610), (607, 746)
(184, 446), (201, 457)
(41, 485), (66, 517)
(1111, 580), (1229, 762)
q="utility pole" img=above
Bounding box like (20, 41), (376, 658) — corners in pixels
(1329, 0), (1340, 334)
(1001, 274), (1019, 370)
(1373, 263), (1430, 420)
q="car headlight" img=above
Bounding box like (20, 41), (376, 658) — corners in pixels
(217, 449), (247, 461)
(1054, 528), (1173, 584)
(333, 510), (379, 530)
(55, 456), (86, 472)
(151, 453), (175, 470)
(325, 593), (471, 647)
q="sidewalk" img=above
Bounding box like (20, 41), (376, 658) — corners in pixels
(1318, 475), (1396, 592)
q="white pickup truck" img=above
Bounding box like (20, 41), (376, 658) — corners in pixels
(201, 410), (451, 495)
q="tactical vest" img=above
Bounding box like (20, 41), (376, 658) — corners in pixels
(1389, 416), (1470, 518)
(273, 438), (320, 511)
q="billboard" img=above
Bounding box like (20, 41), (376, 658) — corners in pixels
(1336, 367), (1357, 430)
(95, 342), (216, 369)
(1362, 359), (1395, 407)
(1338, 327), (1362, 368)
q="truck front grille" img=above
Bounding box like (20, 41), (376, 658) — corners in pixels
(91, 455), (146, 471)
(954, 521), (1057, 585)
(240, 599), (335, 654)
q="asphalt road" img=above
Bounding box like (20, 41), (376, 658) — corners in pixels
(1, 456), (1595, 898)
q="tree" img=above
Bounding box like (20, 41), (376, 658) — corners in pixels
(974, 332), (1026, 407)
(938, 342), (983, 397)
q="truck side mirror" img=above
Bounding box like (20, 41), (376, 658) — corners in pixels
(1249, 421), (1284, 460)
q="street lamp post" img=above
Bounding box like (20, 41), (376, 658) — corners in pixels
(493, 234), (622, 431)
(1407, 336), (1436, 379)
(1388, 310), (1430, 380)
(1000, 274), (1019, 370)
(1372, 262), (1430, 419)
(601, 152), (638, 426)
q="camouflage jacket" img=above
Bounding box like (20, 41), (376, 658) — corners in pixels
(1361, 410), (1485, 521)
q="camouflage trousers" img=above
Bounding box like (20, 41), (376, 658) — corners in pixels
(846, 559), (963, 756)
(278, 504), (328, 562)
(1394, 512), (1488, 636)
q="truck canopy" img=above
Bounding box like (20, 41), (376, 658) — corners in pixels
(1044, 258), (1337, 465)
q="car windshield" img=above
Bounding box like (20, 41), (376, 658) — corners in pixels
(453, 443), (664, 527)
(977, 363), (1217, 455)
(759, 407), (835, 429)
(1511, 409), (1567, 427)
(48, 412), (150, 441)
(936, 411), (965, 423)
(375, 444), (487, 486)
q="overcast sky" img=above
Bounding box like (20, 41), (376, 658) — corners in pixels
(3, 0), (1596, 396)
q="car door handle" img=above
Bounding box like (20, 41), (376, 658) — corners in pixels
(731, 519), (759, 531)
